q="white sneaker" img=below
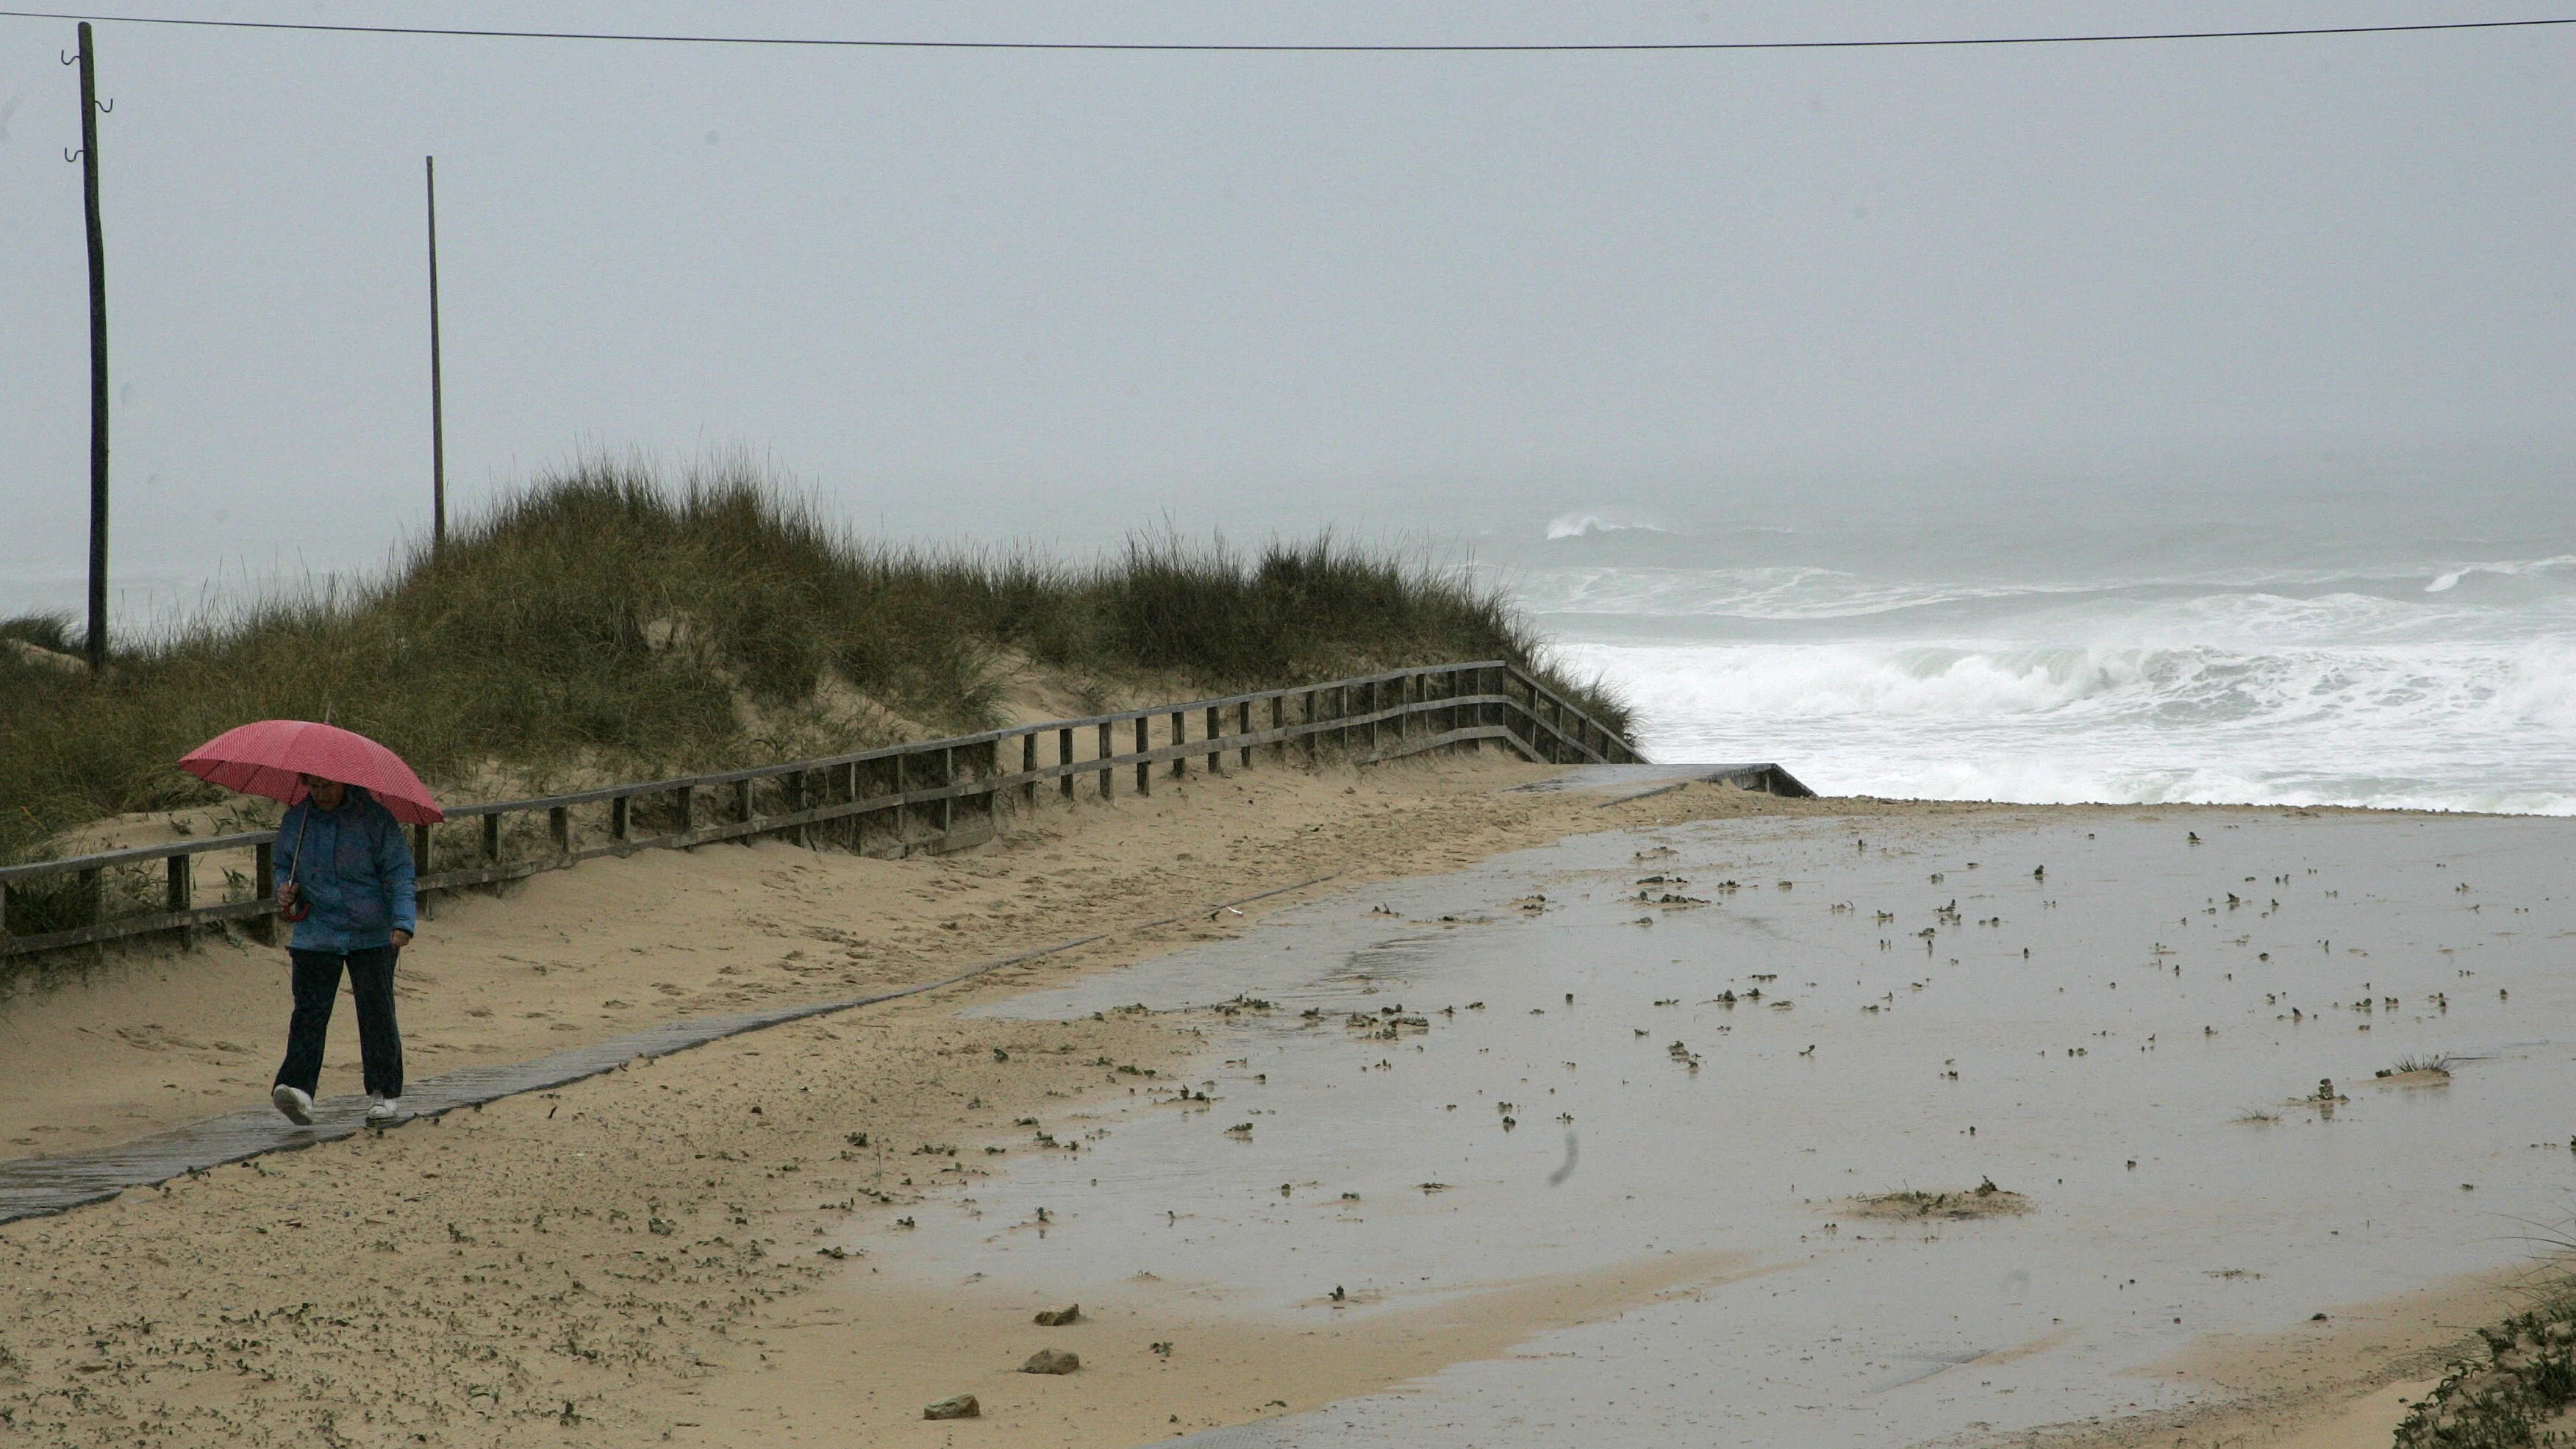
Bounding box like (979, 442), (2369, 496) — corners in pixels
(365, 1096), (404, 1124)
(271, 1084), (315, 1126)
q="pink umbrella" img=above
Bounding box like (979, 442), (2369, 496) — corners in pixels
(180, 720), (446, 825)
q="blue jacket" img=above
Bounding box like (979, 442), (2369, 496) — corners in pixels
(272, 787), (418, 953)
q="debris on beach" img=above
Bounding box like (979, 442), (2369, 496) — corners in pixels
(1839, 1179), (2033, 1220)
(1034, 1303), (1082, 1325)
(924, 1394), (981, 1419)
(1021, 1348), (1080, 1374)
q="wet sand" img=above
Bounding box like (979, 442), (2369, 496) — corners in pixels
(0, 764), (2563, 1446)
(940, 806), (2576, 1445)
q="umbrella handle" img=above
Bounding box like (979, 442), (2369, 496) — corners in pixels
(278, 809), (312, 923)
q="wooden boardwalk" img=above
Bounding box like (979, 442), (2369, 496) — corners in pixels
(1, 660), (1642, 962)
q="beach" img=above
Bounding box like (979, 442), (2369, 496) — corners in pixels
(1, 756), (2566, 1447)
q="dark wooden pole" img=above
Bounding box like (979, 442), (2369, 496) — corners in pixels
(76, 23), (108, 672)
(425, 156), (446, 551)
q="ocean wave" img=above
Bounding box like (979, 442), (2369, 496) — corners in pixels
(2424, 554), (2576, 593)
(1544, 512), (1674, 541)
(1520, 565), (2576, 640)
(1553, 635), (2576, 816)
(1514, 565), (2075, 620)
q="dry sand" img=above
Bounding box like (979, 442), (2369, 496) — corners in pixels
(0, 757), (2512, 1447)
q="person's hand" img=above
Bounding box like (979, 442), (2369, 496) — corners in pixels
(278, 881), (299, 910)
(390, 929), (412, 949)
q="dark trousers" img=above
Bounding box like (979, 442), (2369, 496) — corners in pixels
(275, 945), (404, 1100)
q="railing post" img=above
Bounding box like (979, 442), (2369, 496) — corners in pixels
(79, 867), (101, 929)
(1022, 732), (1038, 811)
(676, 784), (695, 838)
(1059, 727), (1076, 801)
(612, 793), (632, 842)
(1205, 706), (1226, 776)
(548, 806), (570, 855)
(892, 754), (909, 844)
(1134, 718), (1152, 797)
(251, 839), (276, 945)
(1098, 722), (1114, 800)
(166, 853), (193, 950)
(940, 747), (956, 840)
(411, 823), (431, 873)
(733, 778), (754, 834)
(1239, 700), (1253, 769)
(1271, 696), (1287, 764)
(482, 812), (501, 859)
(1170, 711), (1187, 779)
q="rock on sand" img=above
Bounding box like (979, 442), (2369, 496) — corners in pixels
(1022, 1348), (1081, 1374)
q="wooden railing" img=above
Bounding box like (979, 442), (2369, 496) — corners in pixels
(0, 661), (1645, 959)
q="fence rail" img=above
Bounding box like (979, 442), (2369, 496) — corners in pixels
(0, 660), (1695, 960)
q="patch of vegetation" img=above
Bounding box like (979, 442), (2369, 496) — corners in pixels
(0, 459), (1625, 872)
(2394, 1283), (2576, 1448)
(1841, 1179), (2034, 1220)
(2380, 1055), (2458, 1079)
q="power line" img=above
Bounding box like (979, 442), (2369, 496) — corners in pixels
(0, 8), (2569, 53)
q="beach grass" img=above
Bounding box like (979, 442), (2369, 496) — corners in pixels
(0, 459), (1625, 874)
(2394, 1277), (2576, 1448)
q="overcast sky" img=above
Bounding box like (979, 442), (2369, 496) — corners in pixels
(2, 1), (2569, 623)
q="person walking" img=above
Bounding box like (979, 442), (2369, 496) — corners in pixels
(270, 773), (416, 1126)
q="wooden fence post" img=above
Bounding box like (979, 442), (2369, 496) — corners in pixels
(548, 806), (570, 855)
(1170, 711), (1187, 779)
(612, 793), (632, 842)
(675, 784), (695, 838)
(412, 823), (432, 872)
(1022, 733), (1038, 811)
(251, 840), (274, 945)
(166, 853), (192, 950)
(1205, 706), (1225, 776)
(1059, 727), (1076, 800)
(1134, 718), (1151, 797)
(892, 754), (909, 843)
(1238, 701), (1253, 769)
(937, 747), (956, 842)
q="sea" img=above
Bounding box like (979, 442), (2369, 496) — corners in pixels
(7, 450), (2566, 817)
(1475, 459), (2575, 816)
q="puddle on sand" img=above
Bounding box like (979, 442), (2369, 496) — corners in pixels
(846, 812), (2576, 1447)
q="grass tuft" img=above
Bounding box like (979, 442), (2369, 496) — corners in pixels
(0, 459), (1625, 873)
(2378, 1056), (2457, 1078)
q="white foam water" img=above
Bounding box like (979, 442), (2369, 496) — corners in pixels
(1517, 546), (2576, 815)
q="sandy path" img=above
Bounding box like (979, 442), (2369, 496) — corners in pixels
(0, 762), (2494, 1447)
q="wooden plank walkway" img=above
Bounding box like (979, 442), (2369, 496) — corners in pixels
(0, 875), (1337, 1224)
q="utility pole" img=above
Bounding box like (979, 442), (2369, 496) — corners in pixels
(425, 155), (446, 551)
(76, 22), (108, 672)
